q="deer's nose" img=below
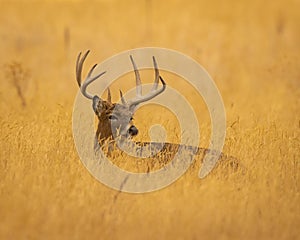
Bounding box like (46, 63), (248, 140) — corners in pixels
(128, 125), (138, 136)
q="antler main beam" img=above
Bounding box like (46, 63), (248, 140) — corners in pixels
(76, 50), (106, 100)
(128, 55), (166, 109)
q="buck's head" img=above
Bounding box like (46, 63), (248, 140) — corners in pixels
(76, 50), (166, 140)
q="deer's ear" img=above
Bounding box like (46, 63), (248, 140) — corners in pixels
(92, 96), (103, 114)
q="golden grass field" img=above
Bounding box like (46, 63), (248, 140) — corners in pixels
(0, 0), (299, 239)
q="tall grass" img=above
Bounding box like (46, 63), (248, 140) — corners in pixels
(0, 0), (299, 239)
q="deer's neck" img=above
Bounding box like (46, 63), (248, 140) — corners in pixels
(96, 121), (113, 143)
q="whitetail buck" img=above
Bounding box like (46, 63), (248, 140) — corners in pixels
(76, 50), (239, 170)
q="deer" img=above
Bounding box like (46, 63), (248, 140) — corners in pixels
(75, 50), (239, 172)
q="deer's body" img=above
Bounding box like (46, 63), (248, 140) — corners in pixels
(76, 50), (238, 170)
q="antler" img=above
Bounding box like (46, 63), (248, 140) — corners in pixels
(76, 50), (106, 100)
(127, 55), (166, 110)
(76, 51), (166, 107)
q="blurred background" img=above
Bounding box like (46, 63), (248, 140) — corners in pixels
(1, 0), (299, 125)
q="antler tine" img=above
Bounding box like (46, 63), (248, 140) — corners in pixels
(76, 50), (90, 87)
(130, 55), (142, 97)
(107, 87), (112, 103)
(152, 56), (159, 91)
(76, 50), (106, 100)
(119, 90), (127, 105)
(76, 52), (82, 86)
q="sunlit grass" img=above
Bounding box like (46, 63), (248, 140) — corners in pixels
(0, 0), (299, 240)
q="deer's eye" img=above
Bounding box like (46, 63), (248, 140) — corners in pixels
(109, 115), (118, 120)
(130, 117), (134, 121)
